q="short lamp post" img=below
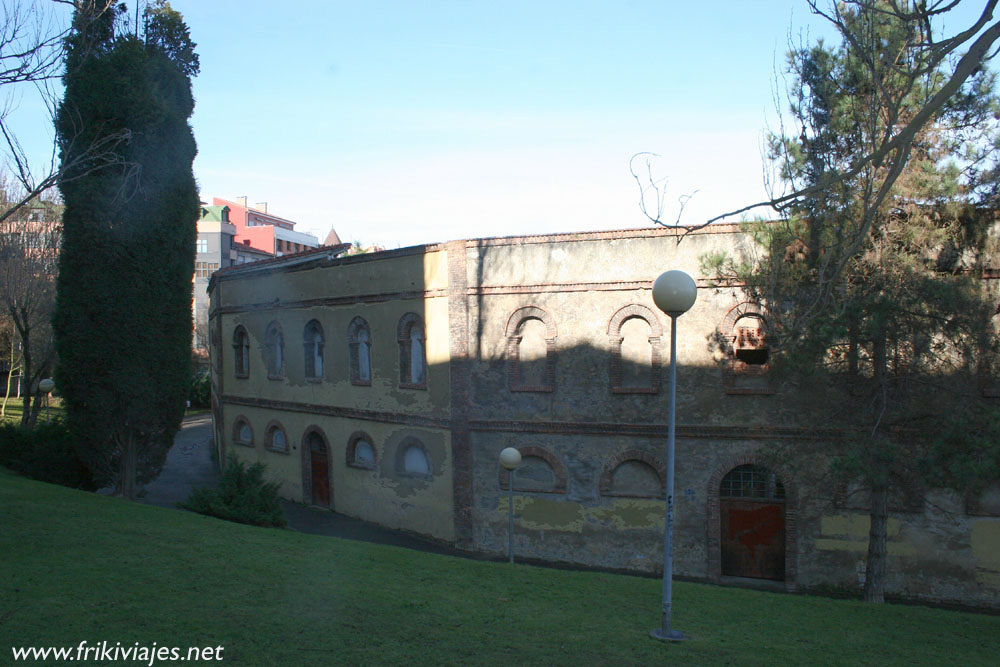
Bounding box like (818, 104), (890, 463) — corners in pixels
(499, 447), (522, 564)
(38, 378), (55, 423)
(650, 270), (698, 642)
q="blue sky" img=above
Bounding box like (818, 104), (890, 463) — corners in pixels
(20, 2), (989, 247)
(169, 0), (831, 246)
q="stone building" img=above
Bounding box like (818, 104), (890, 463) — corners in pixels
(207, 223), (1000, 608)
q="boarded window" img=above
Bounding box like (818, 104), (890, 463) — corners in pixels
(619, 317), (653, 388)
(516, 318), (548, 388)
(609, 460), (661, 497)
(512, 455), (557, 492)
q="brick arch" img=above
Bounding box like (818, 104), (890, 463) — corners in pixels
(720, 302), (773, 395)
(498, 445), (567, 493)
(231, 414), (254, 447)
(300, 425), (332, 507)
(721, 301), (766, 333)
(346, 430), (378, 470)
(607, 303), (663, 338)
(598, 449), (665, 498)
(706, 453), (798, 589)
(505, 305), (557, 339)
(263, 419), (290, 455)
(607, 304), (662, 394)
(505, 306), (557, 392)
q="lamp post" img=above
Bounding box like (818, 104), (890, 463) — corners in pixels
(650, 269), (697, 642)
(499, 447), (522, 564)
(38, 378), (55, 423)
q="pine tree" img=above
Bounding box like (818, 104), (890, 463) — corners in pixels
(705, 2), (1000, 602)
(53, 1), (199, 498)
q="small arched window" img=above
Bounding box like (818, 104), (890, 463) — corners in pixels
(265, 422), (288, 453)
(346, 431), (378, 470)
(608, 305), (662, 393)
(265, 321), (284, 380)
(397, 313), (426, 389)
(347, 316), (372, 386)
(233, 326), (250, 378)
(397, 437), (431, 478)
(232, 417), (254, 447)
(505, 306), (557, 392)
(303, 320), (324, 380)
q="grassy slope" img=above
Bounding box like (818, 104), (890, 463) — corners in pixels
(1, 468), (997, 666)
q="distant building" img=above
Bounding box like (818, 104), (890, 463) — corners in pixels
(194, 198), (340, 360)
(213, 197), (320, 257)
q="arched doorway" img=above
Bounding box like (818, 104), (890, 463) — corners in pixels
(719, 464), (786, 580)
(307, 431), (330, 507)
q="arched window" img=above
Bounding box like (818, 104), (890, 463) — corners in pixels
(600, 451), (664, 498)
(397, 313), (426, 389)
(505, 306), (557, 392)
(608, 305), (662, 393)
(346, 431), (378, 470)
(499, 446), (567, 493)
(232, 417), (254, 447)
(721, 303), (773, 394)
(397, 437), (431, 478)
(347, 316), (372, 385)
(233, 326), (250, 378)
(303, 320), (324, 380)
(265, 421), (288, 453)
(265, 321), (284, 380)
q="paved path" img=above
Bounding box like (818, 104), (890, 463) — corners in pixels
(140, 415), (473, 559)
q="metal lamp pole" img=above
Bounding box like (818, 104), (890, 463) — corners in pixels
(650, 270), (697, 642)
(38, 378), (55, 423)
(499, 447), (522, 564)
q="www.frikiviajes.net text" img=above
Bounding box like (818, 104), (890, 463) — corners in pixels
(11, 641), (224, 664)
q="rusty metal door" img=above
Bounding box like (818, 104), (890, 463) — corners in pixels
(720, 499), (785, 580)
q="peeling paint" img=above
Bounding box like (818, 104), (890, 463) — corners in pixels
(971, 520), (1000, 587)
(590, 499), (663, 530)
(820, 513), (901, 539)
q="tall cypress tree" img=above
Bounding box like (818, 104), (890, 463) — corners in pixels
(54, 1), (199, 499)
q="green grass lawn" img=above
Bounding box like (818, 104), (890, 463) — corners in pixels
(2, 469), (997, 666)
(0, 397), (65, 424)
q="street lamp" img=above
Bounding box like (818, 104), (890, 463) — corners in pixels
(650, 270), (698, 642)
(499, 447), (522, 564)
(38, 378), (55, 423)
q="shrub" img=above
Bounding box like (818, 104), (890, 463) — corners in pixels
(188, 369), (211, 409)
(180, 457), (286, 527)
(0, 420), (97, 490)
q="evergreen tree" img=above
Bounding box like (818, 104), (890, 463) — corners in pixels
(53, 1), (199, 499)
(705, 2), (1000, 602)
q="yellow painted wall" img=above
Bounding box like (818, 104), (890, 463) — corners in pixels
(213, 247), (456, 543)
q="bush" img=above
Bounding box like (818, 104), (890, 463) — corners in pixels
(180, 457), (286, 527)
(188, 369), (211, 409)
(0, 420), (96, 490)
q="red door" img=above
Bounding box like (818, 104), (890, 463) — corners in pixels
(720, 500), (785, 580)
(310, 439), (330, 507)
